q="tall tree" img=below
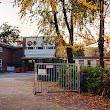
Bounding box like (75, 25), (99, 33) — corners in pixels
(14, 0), (110, 66)
(14, 0), (95, 62)
(0, 22), (21, 45)
(80, 0), (110, 67)
(98, 0), (104, 67)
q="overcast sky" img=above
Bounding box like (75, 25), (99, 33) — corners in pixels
(0, 0), (110, 42)
(0, 0), (38, 37)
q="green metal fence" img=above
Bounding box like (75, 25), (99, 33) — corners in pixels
(33, 63), (81, 94)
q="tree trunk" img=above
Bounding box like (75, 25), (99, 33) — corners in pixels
(98, 0), (104, 68)
(66, 47), (74, 63)
(53, 12), (60, 36)
(66, 9), (74, 63)
(62, 0), (74, 63)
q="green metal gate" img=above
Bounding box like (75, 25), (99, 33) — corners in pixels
(33, 63), (81, 94)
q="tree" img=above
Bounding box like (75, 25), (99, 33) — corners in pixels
(72, 44), (84, 56)
(98, 0), (104, 67)
(14, 0), (96, 62)
(84, 47), (99, 57)
(56, 43), (84, 60)
(87, 0), (110, 67)
(76, 0), (110, 67)
(0, 22), (22, 46)
(14, 0), (110, 66)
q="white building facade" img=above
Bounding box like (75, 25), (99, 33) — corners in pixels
(73, 57), (97, 67)
(22, 36), (62, 71)
(24, 36), (55, 59)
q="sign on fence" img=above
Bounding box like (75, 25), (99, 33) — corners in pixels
(38, 69), (47, 75)
(46, 64), (53, 68)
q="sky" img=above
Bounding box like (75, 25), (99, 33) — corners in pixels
(0, 0), (38, 37)
(0, 0), (110, 43)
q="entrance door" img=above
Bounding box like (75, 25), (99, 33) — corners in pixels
(28, 63), (34, 71)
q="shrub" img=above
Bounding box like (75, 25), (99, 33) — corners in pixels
(57, 65), (78, 90)
(81, 66), (110, 97)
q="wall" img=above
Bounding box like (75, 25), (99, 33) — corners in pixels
(0, 46), (23, 71)
(0, 47), (11, 70)
(74, 58), (97, 67)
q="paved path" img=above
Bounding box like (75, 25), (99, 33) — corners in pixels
(0, 72), (109, 110)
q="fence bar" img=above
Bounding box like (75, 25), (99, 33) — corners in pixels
(33, 63), (80, 94)
(78, 64), (82, 93)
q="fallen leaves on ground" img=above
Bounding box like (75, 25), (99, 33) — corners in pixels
(48, 92), (110, 109)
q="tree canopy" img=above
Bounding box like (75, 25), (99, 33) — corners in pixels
(13, 0), (110, 67)
(0, 22), (22, 46)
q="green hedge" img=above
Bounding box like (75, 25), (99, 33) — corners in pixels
(57, 66), (78, 89)
(81, 66), (110, 97)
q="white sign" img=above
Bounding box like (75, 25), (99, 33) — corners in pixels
(7, 66), (15, 72)
(46, 64), (53, 68)
(38, 69), (47, 75)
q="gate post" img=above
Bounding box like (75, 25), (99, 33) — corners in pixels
(78, 64), (82, 94)
(33, 63), (37, 95)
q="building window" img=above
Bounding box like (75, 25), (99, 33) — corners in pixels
(0, 59), (2, 67)
(28, 47), (33, 49)
(79, 60), (84, 66)
(48, 47), (54, 49)
(87, 60), (93, 66)
(38, 47), (43, 49)
(0, 47), (3, 52)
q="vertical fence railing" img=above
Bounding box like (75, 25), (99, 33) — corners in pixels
(33, 63), (81, 94)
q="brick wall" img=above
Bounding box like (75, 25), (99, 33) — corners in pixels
(0, 46), (23, 71)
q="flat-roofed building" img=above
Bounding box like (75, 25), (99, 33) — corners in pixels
(0, 42), (22, 72)
(22, 36), (61, 71)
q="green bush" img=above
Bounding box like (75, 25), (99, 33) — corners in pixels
(57, 65), (78, 90)
(81, 66), (110, 97)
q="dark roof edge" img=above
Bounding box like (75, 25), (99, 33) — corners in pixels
(73, 56), (110, 59)
(0, 42), (22, 49)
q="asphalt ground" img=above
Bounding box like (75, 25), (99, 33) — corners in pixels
(0, 72), (109, 110)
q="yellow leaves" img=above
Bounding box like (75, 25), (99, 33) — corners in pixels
(78, 0), (97, 10)
(55, 36), (63, 43)
(88, 9), (97, 19)
(48, 0), (56, 13)
(85, 47), (99, 57)
(55, 46), (66, 59)
(20, 0), (33, 13)
(102, 35), (110, 43)
(55, 36), (84, 59)
(77, 33), (85, 39)
(56, 44), (84, 51)
(86, 47), (95, 52)
(84, 39), (93, 45)
(50, 92), (110, 109)
(77, 33), (96, 45)
(72, 43), (84, 51)
(16, 0), (57, 15)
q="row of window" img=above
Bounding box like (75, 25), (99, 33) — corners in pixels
(26, 46), (55, 49)
(79, 60), (93, 66)
(0, 59), (2, 67)
(0, 47), (3, 52)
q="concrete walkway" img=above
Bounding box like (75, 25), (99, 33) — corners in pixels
(0, 72), (109, 110)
